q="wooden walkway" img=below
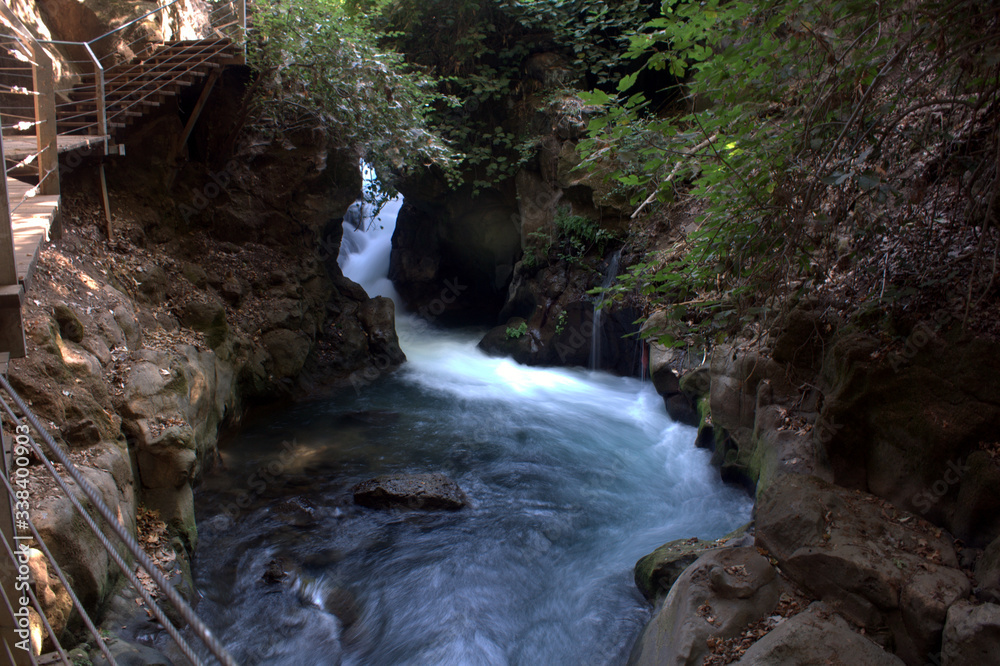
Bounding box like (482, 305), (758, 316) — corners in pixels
(3, 134), (108, 164)
(3, 133), (108, 291)
(5, 177), (59, 291)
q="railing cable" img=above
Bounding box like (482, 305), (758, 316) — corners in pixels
(0, 375), (238, 666)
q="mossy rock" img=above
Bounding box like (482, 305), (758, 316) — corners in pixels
(679, 366), (711, 400)
(634, 537), (717, 601)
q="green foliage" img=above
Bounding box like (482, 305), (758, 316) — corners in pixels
(377, 0), (653, 189)
(505, 321), (529, 339)
(584, 0), (1000, 341)
(524, 207), (619, 268)
(553, 207), (617, 265)
(555, 310), (568, 335)
(247, 0), (460, 182)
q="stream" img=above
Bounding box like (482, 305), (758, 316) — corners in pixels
(190, 191), (753, 665)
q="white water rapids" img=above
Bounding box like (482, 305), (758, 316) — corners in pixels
(188, 189), (752, 665)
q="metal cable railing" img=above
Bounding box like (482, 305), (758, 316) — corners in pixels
(0, 5), (59, 227)
(0, 373), (238, 666)
(106, 40), (233, 126)
(41, 0), (246, 138)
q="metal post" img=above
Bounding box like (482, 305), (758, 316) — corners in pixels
(83, 43), (108, 154)
(30, 44), (59, 199)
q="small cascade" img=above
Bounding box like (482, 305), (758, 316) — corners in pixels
(590, 249), (622, 371)
(337, 167), (403, 303)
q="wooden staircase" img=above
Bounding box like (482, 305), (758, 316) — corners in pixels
(57, 38), (241, 136)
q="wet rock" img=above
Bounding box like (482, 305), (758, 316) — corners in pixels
(736, 602), (905, 665)
(941, 601), (1000, 665)
(53, 303), (84, 342)
(324, 587), (361, 628)
(353, 473), (468, 511)
(358, 296), (406, 366)
(628, 547), (780, 666)
(634, 537), (718, 601)
(679, 366), (711, 401)
(262, 557), (290, 585)
(478, 317), (534, 360)
(274, 497), (317, 527)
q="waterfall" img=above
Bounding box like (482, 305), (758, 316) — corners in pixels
(337, 169), (403, 303)
(590, 249), (621, 371)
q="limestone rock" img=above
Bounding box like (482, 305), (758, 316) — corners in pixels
(178, 297), (228, 349)
(976, 535), (1000, 603)
(941, 601), (1000, 665)
(736, 602), (905, 665)
(818, 332), (1000, 547)
(756, 473), (969, 662)
(358, 296), (406, 366)
(353, 473), (468, 511)
(113, 304), (142, 349)
(135, 264), (170, 304)
(32, 444), (135, 612)
(263, 328), (311, 380)
(53, 304), (84, 342)
(628, 547), (780, 666)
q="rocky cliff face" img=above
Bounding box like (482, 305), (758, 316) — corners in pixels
(634, 298), (1000, 665)
(11, 73), (404, 645)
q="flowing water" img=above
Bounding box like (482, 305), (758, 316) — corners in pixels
(190, 192), (752, 665)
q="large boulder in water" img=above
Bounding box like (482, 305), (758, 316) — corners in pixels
(352, 473), (468, 510)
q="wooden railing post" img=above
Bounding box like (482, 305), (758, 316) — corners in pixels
(0, 134), (17, 288)
(31, 44), (59, 198)
(238, 0), (247, 50)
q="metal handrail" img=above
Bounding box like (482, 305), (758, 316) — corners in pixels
(0, 3), (59, 207)
(0, 374), (239, 666)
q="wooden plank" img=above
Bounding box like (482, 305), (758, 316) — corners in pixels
(32, 43), (59, 198)
(176, 69), (220, 153)
(1, 134), (109, 162)
(6, 177), (57, 292)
